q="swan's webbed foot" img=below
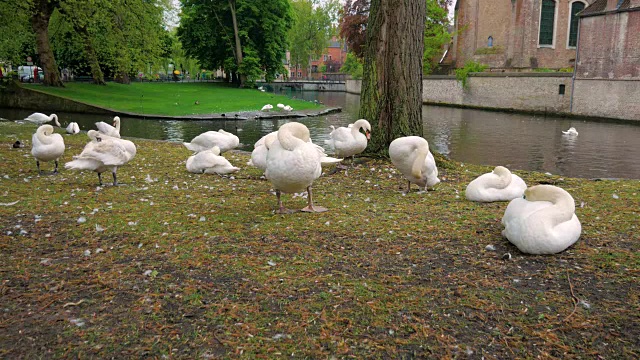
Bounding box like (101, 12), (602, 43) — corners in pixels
(111, 172), (126, 186)
(275, 190), (294, 214)
(301, 205), (328, 213)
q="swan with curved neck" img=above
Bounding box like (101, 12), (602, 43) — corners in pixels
(65, 130), (136, 185)
(31, 124), (65, 174)
(183, 129), (240, 153)
(265, 122), (340, 213)
(501, 184), (581, 254)
(95, 116), (121, 138)
(186, 146), (240, 174)
(66, 122), (80, 134)
(325, 119), (371, 166)
(389, 136), (440, 193)
(465, 166), (527, 202)
(25, 113), (61, 127)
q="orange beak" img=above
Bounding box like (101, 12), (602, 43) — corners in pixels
(366, 131), (371, 140)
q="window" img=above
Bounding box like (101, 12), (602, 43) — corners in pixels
(298, 71), (302, 77)
(291, 71), (295, 78)
(539, 0), (556, 46)
(568, 2), (585, 47)
(488, 36), (493, 47)
(323, 55), (327, 61)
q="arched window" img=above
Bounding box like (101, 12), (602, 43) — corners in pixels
(568, 1), (585, 47)
(539, 0), (556, 46)
(488, 36), (493, 47)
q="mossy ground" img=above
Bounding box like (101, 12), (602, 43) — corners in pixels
(1, 122), (638, 358)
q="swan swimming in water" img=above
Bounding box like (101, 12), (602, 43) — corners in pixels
(265, 122), (341, 213)
(186, 146), (240, 174)
(562, 127), (578, 136)
(66, 122), (80, 135)
(183, 129), (239, 153)
(325, 119), (371, 167)
(31, 124), (65, 174)
(96, 116), (121, 138)
(24, 113), (61, 127)
(465, 166), (527, 202)
(389, 136), (440, 193)
(65, 130), (136, 185)
(502, 184), (581, 254)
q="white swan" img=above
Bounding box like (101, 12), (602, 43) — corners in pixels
(66, 122), (80, 135)
(325, 119), (371, 166)
(502, 185), (581, 254)
(31, 124), (65, 174)
(465, 166), (527, 202)
(96, 116), (121, 138)
(65, 130), (136, 185)
(265, 122), (341, 213)
(389, 136), (440, 192)
(24, 113), (61, 127)
(283, 105), (293, 111)
(186, 146), (240, 174)
(562, 127), (578, 136)
(183, 129), (239, 153)
(276, 103), (285, 109)
(261, 104), (273, 112)
(248, 131), (278, 171)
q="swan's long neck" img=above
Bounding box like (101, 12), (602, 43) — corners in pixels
(278, 124), (309, 151)
(51, 114), (61, 127)
(35, 126), (55, 144)
(529, 186), (576, 227)
(492, 166), (512, 189)
(114, 118), (121, 131)
(412, 144), (429, 179)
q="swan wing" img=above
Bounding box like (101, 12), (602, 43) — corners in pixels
(95, 122), (121, 138)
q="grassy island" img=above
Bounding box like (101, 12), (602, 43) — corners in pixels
(1, 122), (638, 358)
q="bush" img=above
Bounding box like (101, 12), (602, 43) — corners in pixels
(341, 52), (363, 80)
(455, 61), (487, 89)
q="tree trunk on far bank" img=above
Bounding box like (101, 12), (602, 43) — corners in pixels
(359, 0), (425, 155)
(229, 0), (246, 88)
(30, 0), (64, 87)
(79, 26), (105, 85)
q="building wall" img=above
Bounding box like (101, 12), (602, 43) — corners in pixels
(577, 12), (640, 79)
(572, 79), (640, 120)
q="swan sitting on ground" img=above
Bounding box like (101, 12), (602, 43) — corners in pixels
(183, 129), (239, 153)
(186, 146), (240, 174)
(277, 103), (285, 110)
(502, 185), (581, 254)
(283, 105), (293, 111)
(65, 130), (136, 186)
(66, 122), (80, 135)
(465, 166), (527, 202)
(261, 104), (273, 112)
(265, 122), (341, 213)
(389, 136), (440, 192)
(24, 113), (61, 127)
(96, 116), (121, 138)
(325, 119), (371, 167)
(562, 127), (578, 136)
(31, 124), (65, 174)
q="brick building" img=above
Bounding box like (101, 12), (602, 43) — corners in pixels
(452, 0), (595, 70)
(288, 38), (348, 80)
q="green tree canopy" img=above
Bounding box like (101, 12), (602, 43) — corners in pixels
(288, 0), (339, 72)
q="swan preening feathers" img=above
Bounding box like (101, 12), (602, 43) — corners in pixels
(184, 129), (240, 153)
(31, 124), (65, 174)
(465, 166), (527, 202)
(325, 119), (371, 165)
(96, 116), (121, 138)
(25, 113), (61, 127)
(389, 136), (440, 192)
(66, 122), (80, 135)
(502, 185), (581, 254)
(65, 130), (137, 186)
(186, 146), (240, 175)
(265, 122), (341, 213)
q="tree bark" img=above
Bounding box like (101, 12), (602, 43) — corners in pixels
(359, 0), (425, 155)
(30, 0), (64, 87)
(229, 0), (246, 87)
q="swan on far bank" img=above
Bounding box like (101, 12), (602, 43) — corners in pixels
(389, 136), (440, 193)
(261, 104), (273, 112)
(502, 184), (581, 254)
(25, 113), (61, 127)
(31, 124), (65, 174)
(465, 166), (527, 202)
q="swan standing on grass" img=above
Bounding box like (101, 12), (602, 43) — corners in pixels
(24, 113), (61, 127)
(183, 129), (239, 153)
(261, 104), (273, 112)
(325, 119), (371, 167)
(562, 127), (578, 136)
(96, 116), (121, 138)
(31, 124), (65, 174)
(66, 122), (80, 135)
(65, 130), (136, 186)
(389, 136), (440, 193)
(502, 185), (581, 254)
(265, 122), (341, 213)
(186, 146), (240, 174)
(465, 166), (527, 202)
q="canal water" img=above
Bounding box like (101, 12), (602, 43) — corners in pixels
(2, 91), (639, 180)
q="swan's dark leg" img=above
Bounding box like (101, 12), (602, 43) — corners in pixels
(112, 171), (118, 186)
(404, 180), (412, 194)
(275, 190), (294, 214)
(97, 172), (103, 186)
(53, 160), (59, 174)
(36, 160), (42, 175)
(301, 186), (328, 213)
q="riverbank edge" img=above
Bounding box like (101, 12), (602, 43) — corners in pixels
(0, 80), (342, 120)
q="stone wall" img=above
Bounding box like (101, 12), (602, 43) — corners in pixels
(572, 79), (640, 120)
(0, 82), (114, 114)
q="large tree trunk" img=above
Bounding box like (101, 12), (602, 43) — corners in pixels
(79, 26), (105, 85)
(229, 0), (246, 87)
(359, 0), (425, 155)
(30, 0), (63, 87)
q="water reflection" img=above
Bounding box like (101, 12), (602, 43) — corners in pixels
(2, 91), (640, 179)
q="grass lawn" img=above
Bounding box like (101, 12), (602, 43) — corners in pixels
(23, 82), (321, 116)
(1, 122), (638, 358)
